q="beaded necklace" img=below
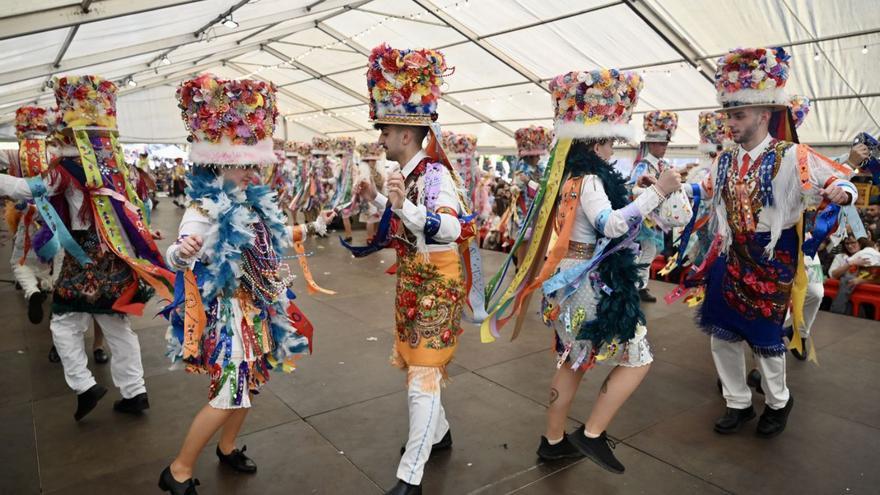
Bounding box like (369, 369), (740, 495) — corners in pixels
(240, 221), (295, 305)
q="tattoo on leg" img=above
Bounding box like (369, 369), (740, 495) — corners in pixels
(600, 374), (611, 395)
(549, 388), (559, 404)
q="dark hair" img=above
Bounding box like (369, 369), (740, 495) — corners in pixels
(869, 195), (880, 206)
(564, 139), (610, 178)
(373, 124), (429, 145)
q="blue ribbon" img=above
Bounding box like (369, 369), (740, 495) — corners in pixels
(340, 204), (394, 257)
(26, 176), (92, 266)
(674, 183), (702, 267)
(462, 239), (489, 323)
(802, 203), (841, 257)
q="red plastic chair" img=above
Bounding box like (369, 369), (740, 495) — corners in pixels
(850, 283), (880, 320)
(823, 279), (839, 300)
(649, 255), (667, 280)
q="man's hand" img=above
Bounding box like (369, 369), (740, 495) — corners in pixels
(847, 143), (870, 168)
(319, 210), (337, 223)
(656, 168), (682, 196)
(356, 179), (377, 201)
(152, 229), (164, 240)
(637, 174), (657, 188)
(820, 185), (851, 205)
(386, 172), (406, 209)
(177, 235), (203, 259)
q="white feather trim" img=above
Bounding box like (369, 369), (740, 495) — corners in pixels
(698, 142), (719, 153)
(553, 121), (636, 143)
(718, 88), (788, 106)
(643, 131), (671, 143)
(57, 145), (80, 157)
(189, 137), (275, 166)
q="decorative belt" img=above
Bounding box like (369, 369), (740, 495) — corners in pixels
(566, 241), (595, 260)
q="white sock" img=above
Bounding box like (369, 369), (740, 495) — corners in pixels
(584, 428), (601, 439)
(547, 435), (564, 445)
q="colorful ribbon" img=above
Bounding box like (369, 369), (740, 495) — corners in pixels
(25, 176), (91, 265)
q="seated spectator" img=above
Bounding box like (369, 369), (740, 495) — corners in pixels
(862, 196), (880, 235)
(830, 234), (880, 315)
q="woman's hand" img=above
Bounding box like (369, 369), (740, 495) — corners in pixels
(177, 235), (203, 259)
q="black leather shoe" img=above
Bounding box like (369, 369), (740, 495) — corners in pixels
(756, 396), (794, 438)
(790, 338), (808, 361)
(400, 428), (452, 456)
(48, 345), (61, 363)
(747, 369), (765, 395)
(93, 348), (109, 364)
(713, 405), (756, 434)
(566, 425), (625, 474)
(385, 480), (421, 495)
(27, 292), (46, 324)
(113, 392), (150, 415)
(216, 445), (257, 473)
(536, 433), (584, 461)
(74, 384), (107, 421)
(638, 289), (657, 303)
(158, 466), (199, 494)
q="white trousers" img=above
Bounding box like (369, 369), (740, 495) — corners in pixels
(51, 312), (146, 398)
(783, 280), (824, 339)
(9, 221), (54, 298)
(637, 241), (657, 289)
(397, 367), (450, 486)
(711, 336), (789, 410)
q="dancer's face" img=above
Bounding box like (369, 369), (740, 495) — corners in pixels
(593, 140), (614, 161)
(222, 166), (259, 187)
(727, 107), (770, 145)
(647, 142), (668, 159)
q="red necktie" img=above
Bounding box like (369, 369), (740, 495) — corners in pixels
(739, 153), (751, 177)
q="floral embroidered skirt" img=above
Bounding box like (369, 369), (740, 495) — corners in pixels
(699, 228), (797, 356)
(544, 258), (653, 371)
(392, 249), (464, 372)
(53, 229), (152, 314)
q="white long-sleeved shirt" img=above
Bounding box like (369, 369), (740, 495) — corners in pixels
(692, 132), (857, 250)
(573, 175), (666, 244)
(371, 150), (462, 252)
(0, 171), (91, 229)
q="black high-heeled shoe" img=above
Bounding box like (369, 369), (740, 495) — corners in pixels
(158, 466), (199, 495)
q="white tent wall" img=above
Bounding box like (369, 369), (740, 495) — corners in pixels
(0, 0), (878, 150)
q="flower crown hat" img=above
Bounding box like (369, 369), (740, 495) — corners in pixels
(789, 95), (811, 129)
(283, 140), (299, 158)
(52, 75), (118, 150)
(514, 126), (553, 157)
(311, 137), (333, 155)
(642, 110), (678, 143)
(177, 73), (278, 167)
(367, 43), (450, 126)
(715, 47), (791, 111)
(12, 105), (57, 178)
(295, 142), (312, 157)
(357, 142), (384, 160)
(697, 111), (733, 153)
(333, 136), (356, 155)
(549, 69), (643, 143)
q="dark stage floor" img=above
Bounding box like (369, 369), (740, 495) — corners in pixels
(2, 202), (878, 494)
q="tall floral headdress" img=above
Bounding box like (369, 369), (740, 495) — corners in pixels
(789, 95), (811, 129)
(642, 110), (678, 143)
(715, 47), (790, 110)
(697, 111), (733, 153)
(177, 73), (278, 167)
(549, 69), (643, 142)
(514, 126), (553, 157)
(367, 43), (450, 126)
(357, 142), (384, 160)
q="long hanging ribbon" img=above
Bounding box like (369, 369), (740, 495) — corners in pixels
(25, 176), (91, 265)
(292, 240), (337, 295)
(788, 218), (817, 363)
(341, 204), (395, 257)
(74, 130), (175, 304)
(481, 139), (570, 343)
(673, 183), (702, 268)
(181, 269), (207, 360)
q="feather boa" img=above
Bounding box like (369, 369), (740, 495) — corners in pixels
(186, 168), (289, 303)
(569, 150), (645, 346)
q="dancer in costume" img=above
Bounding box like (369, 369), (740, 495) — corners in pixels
(332, 137), (357, 242)
(288, 141), (313, 224)
(628, 110), (679, 302)
(0, 76), (175, 422)
(357, 142), (387, 240)
(679, 48), (856, 438)
(159, 74), (334, 495)
(480, 69), (685, 473)
(346, 43), (483, 495)
(510, 126), (552, 264)
(7, 106), (56, 325)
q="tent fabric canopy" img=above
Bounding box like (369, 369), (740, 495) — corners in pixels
(1, 0), (878, 151)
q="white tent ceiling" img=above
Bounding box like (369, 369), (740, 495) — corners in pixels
(1, 0), (878, 152)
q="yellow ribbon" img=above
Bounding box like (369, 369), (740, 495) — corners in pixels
(480, 138), (571, 343)
(788, 218), (817, 363)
